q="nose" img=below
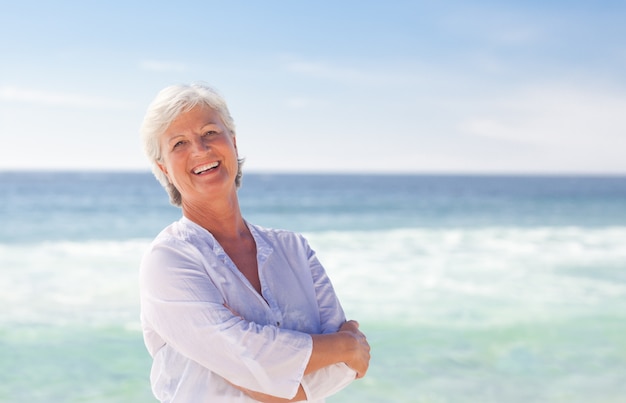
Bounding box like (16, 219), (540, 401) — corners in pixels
(191, 136), (210, 153)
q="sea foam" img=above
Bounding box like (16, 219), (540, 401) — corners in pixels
(3, 226), (625, 330)
(306, 226), (626, 327)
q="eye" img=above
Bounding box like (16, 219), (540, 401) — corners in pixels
(203, 130), (218, 137)
(172, 140), (186, 149)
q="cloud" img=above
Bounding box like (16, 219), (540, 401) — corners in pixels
(0, 86), (134, 109)
(441, 6), (543, 47)
(283, 60), (423, 87)
(284, 97), (328, 110)
(459, 85), (626, 149)
(139, 60), (188, 73)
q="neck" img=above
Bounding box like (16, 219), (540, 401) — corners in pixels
(181, 191), (248, 242)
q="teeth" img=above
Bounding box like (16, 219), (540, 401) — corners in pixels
(193, 162), (219, 174)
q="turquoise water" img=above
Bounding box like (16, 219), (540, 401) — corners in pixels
(1, 172), (625, 402)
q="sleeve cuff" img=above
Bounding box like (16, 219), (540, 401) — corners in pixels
(300, 363), (356, 401)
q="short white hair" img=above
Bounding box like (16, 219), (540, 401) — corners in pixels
(140, 83), (244, 206)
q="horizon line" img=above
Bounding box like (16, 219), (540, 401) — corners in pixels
(1, 168), (626, 178)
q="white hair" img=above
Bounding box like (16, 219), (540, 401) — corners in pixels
(140, 83), (244, 206)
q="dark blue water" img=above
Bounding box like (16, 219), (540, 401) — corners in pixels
(1, 172), (625, 243)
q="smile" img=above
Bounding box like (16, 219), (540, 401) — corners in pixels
(193, 162), (220, 175)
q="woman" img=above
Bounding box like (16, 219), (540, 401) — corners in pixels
(139, 83), (370, 402)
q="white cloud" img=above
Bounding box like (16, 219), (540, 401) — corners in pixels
(459, 85), (626, 149)
(284, 97), (328, 110)
(0, 86), (134, 109)
(442, 7), (543, 47)
(283, 60), (423, 87)
(139, 59), (188, 73)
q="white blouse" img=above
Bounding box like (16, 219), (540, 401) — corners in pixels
(140, 216), (356, 402)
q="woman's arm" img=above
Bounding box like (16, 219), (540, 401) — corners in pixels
(291, 237), (371, 401)
(235, 320), (370, 402)
(225, 301), (369, 377)
(307, 320), (370, 378)
(233, 384), (307, 403)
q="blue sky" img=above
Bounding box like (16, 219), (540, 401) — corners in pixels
(1, 0), (625, 173)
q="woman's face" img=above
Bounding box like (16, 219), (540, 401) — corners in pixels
(157, 105), (239, 204)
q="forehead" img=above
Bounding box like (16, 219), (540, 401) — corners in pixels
(163, 105), (224, 136)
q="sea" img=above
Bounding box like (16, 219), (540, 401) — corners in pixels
(1, 171), (625, 402)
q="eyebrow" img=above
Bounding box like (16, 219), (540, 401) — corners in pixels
(165, 121), (224, 142)
(166, 134), (185, 143)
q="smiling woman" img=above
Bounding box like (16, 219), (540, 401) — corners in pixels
(138, 83), (370, 402)
(141, 84), (244, 207)
(156, 105), (241, 218)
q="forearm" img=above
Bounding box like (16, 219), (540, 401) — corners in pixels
(235, 333), (350, 401)
(237, 321), (369, 401)
(306, 321), (370, 378)
(305, 332), (352, 374)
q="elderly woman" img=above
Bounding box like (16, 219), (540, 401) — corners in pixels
(139, 83), (370, 402)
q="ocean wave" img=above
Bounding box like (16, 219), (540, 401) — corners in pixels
(1, 227), (625, 327)
(0, 239), (151, 327)
(304, 226), (626, 326)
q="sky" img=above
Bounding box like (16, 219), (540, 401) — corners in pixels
(1, 0), (625, 174)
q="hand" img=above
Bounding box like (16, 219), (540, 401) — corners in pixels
(338, 320), (370, 378)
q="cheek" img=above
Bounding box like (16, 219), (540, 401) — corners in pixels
(159, 153), (182, 178)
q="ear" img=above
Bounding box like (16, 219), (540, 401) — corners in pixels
(231, 135), (239, 157)
(157, 161), (171, 183)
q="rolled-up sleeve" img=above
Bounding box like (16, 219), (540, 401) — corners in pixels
(301, 363), (356, 401)
(140, 239), (312, 399)
(299, 241), (357, 400)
